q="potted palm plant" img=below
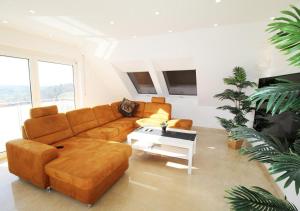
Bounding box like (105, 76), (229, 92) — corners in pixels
(214, 67), (256, 149)
(226, 5), (300, 210)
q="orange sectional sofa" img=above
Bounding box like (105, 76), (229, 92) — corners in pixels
(6, 97), (192, 206)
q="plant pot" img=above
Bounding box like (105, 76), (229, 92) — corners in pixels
(227, 139), (243, 150)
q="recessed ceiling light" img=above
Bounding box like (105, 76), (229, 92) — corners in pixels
(168, 30), (173, 33)
(133, 35), (137, 39)
(216, 0), (221, 3)
(29, 10), (36, 14)
(155, 11), (160, 15)
(2, 20), (8, 24)
(109, 20), (115, 25)
(270, 17), (275, 20)
(214, 23), (219, 27)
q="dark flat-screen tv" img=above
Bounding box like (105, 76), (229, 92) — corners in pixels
(253, 72), (300, 143)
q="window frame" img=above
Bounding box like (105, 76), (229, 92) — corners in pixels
(127, 71), (157, 95)
(162, 69), (197, 96)
(37, 60), (77, 110)
(0, 46), (79, 108)
(0, 55), (33, 107)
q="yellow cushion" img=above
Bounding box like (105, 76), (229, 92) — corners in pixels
(136, 118), (165, 127)
(143, 103), (171, 120)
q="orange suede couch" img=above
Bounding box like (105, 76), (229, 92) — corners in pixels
(6, 96), (192, 206)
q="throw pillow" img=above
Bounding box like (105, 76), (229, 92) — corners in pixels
(118, 98), (138, 117)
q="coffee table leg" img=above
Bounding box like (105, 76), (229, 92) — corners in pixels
(188, 147), (193, 175)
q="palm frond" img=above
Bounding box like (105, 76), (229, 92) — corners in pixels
(270, 153), (300, 194)
(217, 105), (241, 115)
(214, 89), (243, 102)
(267, 5), (300, 67)
(225, 186), (297, 211)
(231, 127), (290, 163)
(250, 80), (300, 115)
(294, 139), (300, 154)
(223, 67), (256, 88)
(216, 117), (235, 131)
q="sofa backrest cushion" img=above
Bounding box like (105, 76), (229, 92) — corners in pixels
(143, 103), (171, 120)
(66, 108), (99, 135)
(30, 105), (58, 118)
(24, 113), (73, 145)
(133, 101), (145, 118)
(151, 97), (165, 103)
(92, 105), (118, 126)
(110, 101), (123, 119)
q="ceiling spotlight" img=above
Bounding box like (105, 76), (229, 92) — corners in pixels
(29, 10), (36, 14)
(2, 20), (8, 24)
(155, 11), (160, 15)
(133, 35), (137, 39)
(168, 30), (173, 33)
(109, 20), (115, 25)
(214, 23), (219, 27)
(216, 0), (221, 3)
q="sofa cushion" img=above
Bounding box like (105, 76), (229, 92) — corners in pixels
(167, 119), (193, 130)
(30, 105), (58, 118)
(77, 127), (119, 140)
(115, 117), (140, 128)
(93, 105), (118, 126)
(24, 113), (73, 145)
(133, 101), (145, 118)
(118, 98), (137, 117)
(111, 101), (123, 119)
(66, 108), (99, 135)
(151, 97), (165, 103)
(143, 103), (171, 120)
(136, 118), (165, 128)
(103, 121), (133, 133)
(45, 141), (132, 190)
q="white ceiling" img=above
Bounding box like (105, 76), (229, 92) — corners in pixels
(0, 0), (298, 43)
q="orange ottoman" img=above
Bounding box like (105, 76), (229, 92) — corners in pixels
(45, 141), (132, 205)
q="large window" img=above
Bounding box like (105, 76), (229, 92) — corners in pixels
(163, 70), (197, 96)
(0, 56), (32, 152)
(127, 72), (157, 94)
(38, 61), (75, 112)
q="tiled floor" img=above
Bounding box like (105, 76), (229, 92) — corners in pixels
(0, 128), (282, 211)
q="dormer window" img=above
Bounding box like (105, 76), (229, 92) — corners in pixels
(127, 72), (157, 94)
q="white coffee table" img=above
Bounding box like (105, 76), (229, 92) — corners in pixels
(127, 127), (197, 174)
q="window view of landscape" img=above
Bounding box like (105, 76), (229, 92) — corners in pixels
(38, 61), (75, 112)
(0, 56), (32, 152)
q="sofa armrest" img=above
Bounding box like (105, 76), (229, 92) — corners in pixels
(167, 119), (193, 130)
(6, 139), (58, 188)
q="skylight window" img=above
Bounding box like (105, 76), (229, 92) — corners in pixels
(127, 72), (157, 94)
(163, 70), (197, 96)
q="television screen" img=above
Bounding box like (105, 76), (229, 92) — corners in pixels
(253, 73), (300, 143)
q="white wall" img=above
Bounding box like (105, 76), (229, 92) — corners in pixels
(109, 22), (276, 128)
